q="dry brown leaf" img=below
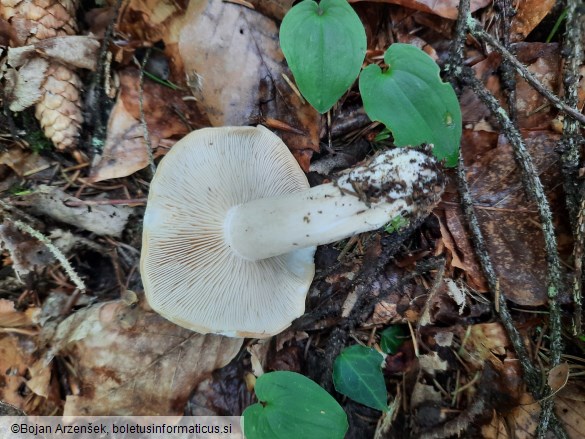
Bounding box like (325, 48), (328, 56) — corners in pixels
(0, 147), (52, 177)
(247, 339), (271, 377)
(511, 0), (556, 42)
(51, 298), (243, 415)
(246, 0), (294, 21)
(115, 0), (320, 171)
(115, 0), (187, 46)
(462, 130), (571, 306)
(460, 323), (512, 370)
(3, 57), (49, 112)
(90, 68), (209, 182)
(463, 43), (561, 131)
(438, 210), (487, 292)
(5, 35), (100, 70)
(547, 362), (570, 394)
(558, 381), (585, 403)
(484, 389), (585, 439)
(176, 0), (320, 171)
(0, 334), (35, 410)
(89, 93), (151, 182)
(26, 358), (52, 399)
(0, 221), (56, 277)
(514, 43), (561, 130)
(349, 0), (491, 20)
(0, 299), (39, 328)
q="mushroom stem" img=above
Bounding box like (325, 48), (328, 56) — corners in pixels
(224, 148), (444, 261)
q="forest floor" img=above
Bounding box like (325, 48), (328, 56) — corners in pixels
(0, 0), (584, 438)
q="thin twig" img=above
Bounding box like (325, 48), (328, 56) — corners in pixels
(561, 0), (585, 335)
(466, 15), (585, 126)
(559, 0), (585, 226)
(574, 200), (585, 336)
(497, 0), (517, 123)
(444, 0), (469, 83)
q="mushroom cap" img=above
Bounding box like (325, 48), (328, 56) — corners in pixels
(140, 126), (316, 338)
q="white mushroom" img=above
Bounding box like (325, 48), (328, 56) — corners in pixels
(141, 126), (443, 338)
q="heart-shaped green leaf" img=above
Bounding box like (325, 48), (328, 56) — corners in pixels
(243, 371), (348, 439)
(333, 345), (387, 411)
(359, 43), (462, 167)
(280, 0), (366, 113)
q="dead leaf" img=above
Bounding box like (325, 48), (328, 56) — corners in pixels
(116, 0), (187, 48)
(90, 68), (209, 182)
(0, 334), (35, 410)
(0, 147), (53, 177)
(6, 35), (100, 70)
(246, 0), (294, 21)
(511, 0), (556, 42)
(89, 93), (152, 182)
(349, 0), (491, 20)
(51, 298), (243, 415)
(0, 299), (39, 328)
(547, 362), (570, 394)
(0, 221), (56, 277)
(438, 210), (488, 292)
(3, 57), (49, 111)
(247, 340), (271, 377)
(176, 0), (320, 171)
(460, 323), (512, 370)
(23, 185), (133, 237)
(463, 43), (561, 131)
(484, 389), (585, 439)
(27, 358), (52, 399)
(462, 130), (571, 306)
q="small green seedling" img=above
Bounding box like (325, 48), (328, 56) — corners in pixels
(243, 371), (348, 439)
(333, 345), (388, 411)
(384, 215), (409, 234)
(380, 325), (408, 355)
(374, 127), (392, 143)
(10, 186), (33, 196)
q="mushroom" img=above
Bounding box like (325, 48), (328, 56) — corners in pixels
(141, 126), (443, 338)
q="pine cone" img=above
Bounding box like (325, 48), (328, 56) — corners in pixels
(1, 0), (83, 151)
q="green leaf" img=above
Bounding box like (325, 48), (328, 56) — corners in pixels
(383, 215), (409, 234)
(380, 325), (407, 354)
(243, 371), (348, 439)
(280, 0), (366, 113)
(359, 43), (462, 167)
(333, 345), (387, 411)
